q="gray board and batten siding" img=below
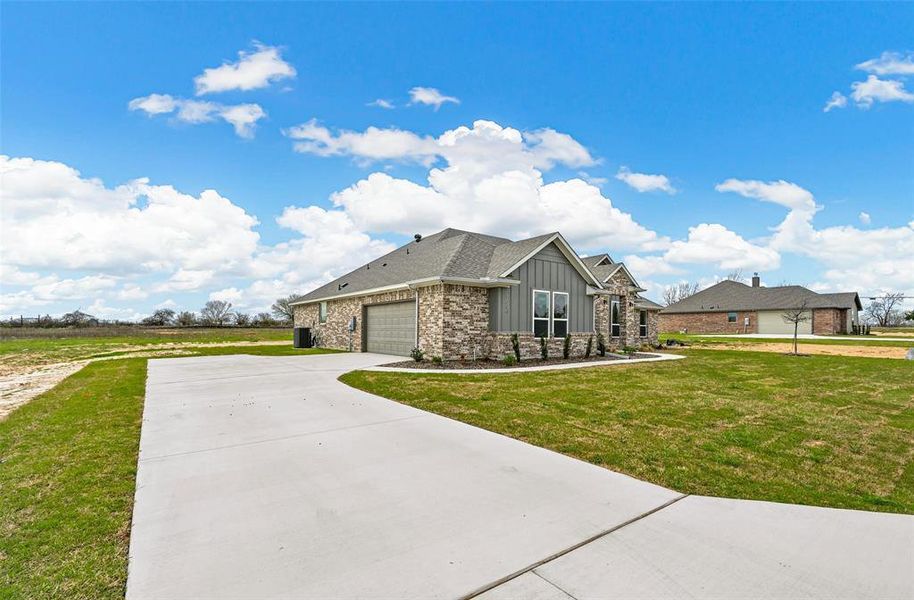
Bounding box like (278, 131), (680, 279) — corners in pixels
(488, 242), (593, 334)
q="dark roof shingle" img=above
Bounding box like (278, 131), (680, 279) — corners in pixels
(661, 280), (861, 313)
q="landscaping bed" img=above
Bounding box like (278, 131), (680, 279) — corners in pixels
(383, 352), (659, 370)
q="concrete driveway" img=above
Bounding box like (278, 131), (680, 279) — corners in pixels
(128, 353), (913, 599)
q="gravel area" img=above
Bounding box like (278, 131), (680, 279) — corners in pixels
(382, 353), (660, 370)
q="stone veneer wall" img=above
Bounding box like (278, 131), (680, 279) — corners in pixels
(591, 270), (660, 348)
(440, 284), (490, 360)
(659, 311), (758, 335)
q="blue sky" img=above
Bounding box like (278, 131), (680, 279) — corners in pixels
(2, 2), (912, 320)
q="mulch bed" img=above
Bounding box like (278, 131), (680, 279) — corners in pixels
(382, 353), (660, 370)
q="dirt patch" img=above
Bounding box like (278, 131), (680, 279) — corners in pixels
(0, 340), (290, 420)
(699, 342), (910, 359)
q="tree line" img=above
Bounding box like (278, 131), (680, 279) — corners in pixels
(2, 294), (305, 329)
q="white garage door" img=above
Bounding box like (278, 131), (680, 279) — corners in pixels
(365, 301), (416, 356)
(757, 310), (812, 335)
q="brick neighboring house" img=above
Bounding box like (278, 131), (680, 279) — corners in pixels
(659, 274), (862, 335)
(291, 228), (661, 359)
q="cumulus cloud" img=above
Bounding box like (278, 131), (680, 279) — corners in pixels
(408, 86), (459, 110)
(715, 178), (818, 212)
(367, 98), (395, 109)
(850, 75), (914, 108)
(823, 91), (847, 112)
(287, 119), (664, 252)
(858, 211), (871, 225)
(855, 51), (914, 76)
(129, 94), (266, 138)
(194, 42), (296, 95)
(615, 167), (676, 194)
(663, 224), (781, 270)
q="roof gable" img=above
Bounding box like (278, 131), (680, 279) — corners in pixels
(661, 280), (861, 313)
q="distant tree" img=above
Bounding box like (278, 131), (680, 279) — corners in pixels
(254, 312), (279, 327)
(175, 311), (196, 327)
(865, 293), (906, 327)
(141, 308), (176, 327)
(233, 312), (251, 327)
(725, 269), (744, 282)
(905, 309), (914, 322)
(61, 310), (96, 327)
(271, 294), (302, 323)
(781, 301), (811, 355)
(200, 300), (234, 326)
(663, 282), (699, 306)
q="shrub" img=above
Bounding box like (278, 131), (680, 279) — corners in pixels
(540, 336), (548, 360)
(562, 334), (571, 359)
(511, 333), (521, 361)
(431, 355), (443, 365)
(585, 334), (593, 358)
(596, 332), (606, 357)
(410, 347), (424, 362)
(622, 345), (638, 356)
(502, 354), (517, 367)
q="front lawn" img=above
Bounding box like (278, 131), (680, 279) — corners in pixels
(342, 349), (914, 514)
(0, 346), (332, 599)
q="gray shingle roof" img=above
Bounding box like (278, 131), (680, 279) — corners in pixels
(661, 280), (861, 314)
(294, 228), (597, 304)
(581, 254), (613, 268)
(634, 297), (663, 310)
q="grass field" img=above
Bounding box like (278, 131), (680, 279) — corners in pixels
(0, 345), (332, 600)
(659, 332), (914, 348)
(343, 349), (914, 514)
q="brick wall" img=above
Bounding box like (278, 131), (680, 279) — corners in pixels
(659, 311), (758, 334)
(440, 284), (490, 360)
(813, 308), (847, 335)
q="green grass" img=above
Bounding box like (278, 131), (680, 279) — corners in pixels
(660, 332), (913, 348)
(342, 349), (914, 514)
(0, 346), (332, 599)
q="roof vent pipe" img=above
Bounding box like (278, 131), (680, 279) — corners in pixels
(414, 234), (422, 242)
(752, 273), (760, 288)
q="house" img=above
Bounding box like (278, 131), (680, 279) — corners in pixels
(659, 274), (862, 335)
(291, 228), (661, 359)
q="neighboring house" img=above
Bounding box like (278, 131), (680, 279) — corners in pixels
(660, 274), (861, 335)
(291, 228), (660, 359)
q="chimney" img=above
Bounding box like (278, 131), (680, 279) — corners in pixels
(752, 273), (760, 288)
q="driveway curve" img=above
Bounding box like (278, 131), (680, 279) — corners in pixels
(127, 353), (913, 599)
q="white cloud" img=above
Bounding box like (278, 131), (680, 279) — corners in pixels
(664, 224), (781, 270)
(615, 167), (676, 194)
(408, 86), (459, 110)
(850, 75), (914, 109)
(577, 172), (608, 186)
(855, 51), (914, 76)
(858, 211), (871, 225)
(291, 119), (663, 252)
(194, 42), (296, 95)
(622, 254), (682, 277)
(129, 94), (267, 138)
(367, 98), (394, 109)
(823, 91), (847, 112)
(116, 284), (148, 301)
(715, 178), (818, 212)
(86, 299), (143, 322)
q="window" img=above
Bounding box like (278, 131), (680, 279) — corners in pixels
(533, 290), (550, 337)
(727, 311), (737, 323)
(553, 292), (569, 338)
(639, 310), (648, 337)
(319, 301), (328, 323)
(610, 299), (621, 337)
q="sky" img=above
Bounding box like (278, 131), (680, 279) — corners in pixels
(2, 2), (913, 321)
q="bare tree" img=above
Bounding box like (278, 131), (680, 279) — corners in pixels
(233, 312), (251, 327)
(61, 310), (96, 327)
(141, 308), (176, 326)
(782, 301), (810, 355)
(663, 282), (699, 306)
(254, 312), (278, 327)
(175, 311), (196, 327)
(271, 294), (302, 323)
(725, 269), (744, 282)
(864, 293), (906, 327)
(200, 300), (234, 326)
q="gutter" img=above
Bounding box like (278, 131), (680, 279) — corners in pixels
(291, 276), (520, 305)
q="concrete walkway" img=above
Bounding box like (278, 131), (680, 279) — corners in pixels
(128, 353), (914, 599)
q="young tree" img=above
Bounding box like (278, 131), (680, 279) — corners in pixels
(175, 311), (196, 327)
(864, 293), (906, 327)
(781, 301), (810, 355)
(233, 312), (251, 327)
(141, 308), (176, 326)
(662, 282), (699, 306)
(254, 312), (278, 327)
(200, 300), (234, 326)
(271, 294), (302, 323)
(905, 309), (914, 322)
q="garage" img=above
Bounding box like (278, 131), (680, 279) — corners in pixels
(365, 301), (416, 356)
(757, 310), (812, 335)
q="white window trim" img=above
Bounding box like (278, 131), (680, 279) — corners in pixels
(319, 301), (328, 323)
(610, 299), (621, 337)
(552, 291), (569, 337)
(532, 289), (550, 337)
